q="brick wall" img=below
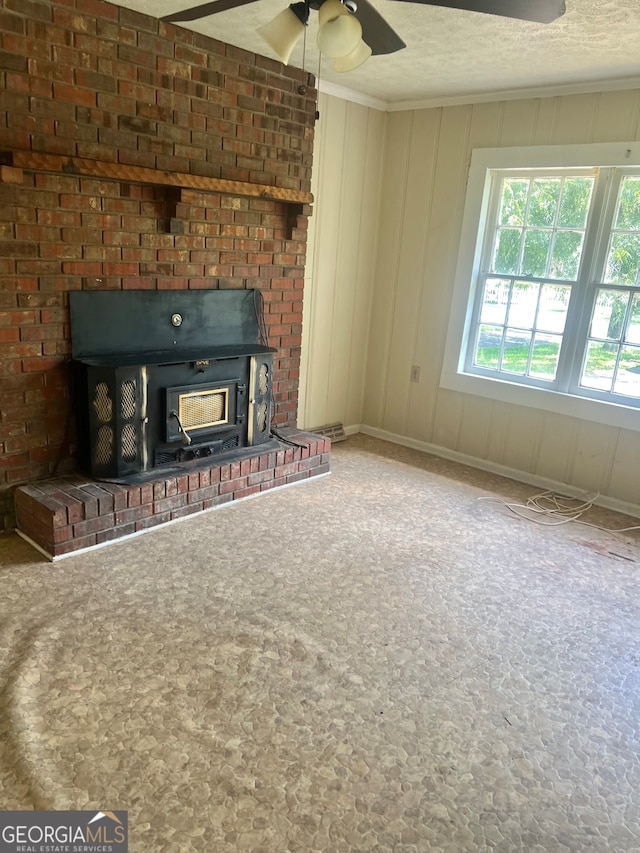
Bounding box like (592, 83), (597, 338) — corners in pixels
(0, 0), (317, 530)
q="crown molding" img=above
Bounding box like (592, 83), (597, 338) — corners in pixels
(317, 79), (388, 111)
(319, 75), (640, 113)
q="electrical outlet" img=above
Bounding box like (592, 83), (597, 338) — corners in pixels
(410, 365), (420, 383)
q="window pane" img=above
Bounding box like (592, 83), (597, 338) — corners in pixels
(530, 333), (562, 380)
(502, 329), (532, 374)
(537, 284), (570, 333)
(605, 232), (640, 285)
(549, 231), (584, 280)
(474, 325), (502, 369)
(499, 179), (529, 226)
(467, 165), (640, 407)
(626, 293), (640, 344)
(507, 281), (539, 329)
(590, 289), (629, 340)
(479, 278), (510, 325)
(493, 228), (521, 274)
(558, 177), (594, 228)
(614, 177), (640, 230)
(522, 230), (551, 277)
(614, 346), (640, 397)
(528, 178), (560, 227)
(581, 341), (617, 391)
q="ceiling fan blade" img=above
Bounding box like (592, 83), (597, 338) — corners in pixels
(162, 0), (261, 22)
(354, 0), (406, 55)
(391, 0), (566, 24)
(165, 0), (406, 55)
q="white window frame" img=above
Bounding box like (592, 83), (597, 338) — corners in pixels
(441, 141), (640, 433)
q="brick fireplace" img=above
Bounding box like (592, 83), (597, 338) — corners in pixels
(0, 0), (324, 545)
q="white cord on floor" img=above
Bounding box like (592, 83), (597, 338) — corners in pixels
(478, 489), (640, 533)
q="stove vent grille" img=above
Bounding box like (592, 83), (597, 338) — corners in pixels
(121, 423), (137, 462)
(257, 400), (268, 433)
(84, 368), (142, 476)
(121, 380), (136, 419)
(93, 382), (112, 422)
(95, 425), (114, 465)
(258, 363), (268, 395)
(154, 433), (240, 468)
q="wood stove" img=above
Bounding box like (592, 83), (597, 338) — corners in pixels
(70, 290), (278, 481)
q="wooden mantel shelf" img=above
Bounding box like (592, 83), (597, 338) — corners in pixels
(0, 150), (314, 206)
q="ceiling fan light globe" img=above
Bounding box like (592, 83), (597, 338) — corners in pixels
(317, 12), (362, 58)
(333, 38), (371, 71)
(257, 7), (306, 65)
(317, 0), (347, 27)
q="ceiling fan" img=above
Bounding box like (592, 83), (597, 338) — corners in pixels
(163, 0), (566, 72)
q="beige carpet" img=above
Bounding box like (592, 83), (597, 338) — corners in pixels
(1, 434), (639, 852)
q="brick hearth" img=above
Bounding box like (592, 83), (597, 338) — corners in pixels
(15, 430), (329, 560)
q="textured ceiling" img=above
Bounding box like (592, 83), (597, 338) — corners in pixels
(111, 0), (640, 107)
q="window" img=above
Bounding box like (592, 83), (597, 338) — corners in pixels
(441, 143), (640, 432)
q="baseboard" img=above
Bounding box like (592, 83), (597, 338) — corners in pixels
(356, 424), (640, 521)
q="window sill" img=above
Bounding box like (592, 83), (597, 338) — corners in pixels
(440, 367), (640, 432)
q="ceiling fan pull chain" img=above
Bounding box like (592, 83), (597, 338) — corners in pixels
(315, 48), (322, 120)
(302, 12), (307, 69)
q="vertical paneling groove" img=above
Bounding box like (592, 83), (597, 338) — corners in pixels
(406, 108), (443, 440)
(298, 91), (323, 427)
(591, 90), (640, 141)
(433, 102), (508, 452)
(404, 109), (447, 443)
(550, 94), (599, 143)
(300, 94), (346, 428)
(340, 102), (368, 425)
(300, 95), (385, 431)
(634, 94), (640, 139)
(532, 97), (559, 145)
(345, 106), (386, 428)
(428, 106), (475, 449)
(298, 93), (326, 427)
(327, 102), (370, 424)
(455, 102), (507, 459)
(379, 112), (415, 433)
(362, 111), (414, 427)
(325, 101), (352, 418)
(385, 110), (444, 437)
(610, 428), (640, 505)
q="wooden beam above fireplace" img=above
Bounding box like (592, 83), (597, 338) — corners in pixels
(0, 150), (314, 206)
